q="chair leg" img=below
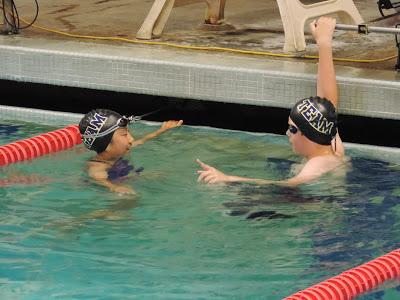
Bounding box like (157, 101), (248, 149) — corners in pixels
(205, 0), (227, 24)
(153, 0), (175, 37)
(276, 0), (305, 52)
(338, 0), (364, 24)
(337, 11), (354, 24)
(136, 0), (175, 39)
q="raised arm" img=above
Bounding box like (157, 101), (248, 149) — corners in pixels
(310, 17), (345, 156)
(310, 17), (338, 108)
(133, 120), (183, 147)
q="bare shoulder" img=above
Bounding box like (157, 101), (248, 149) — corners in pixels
(303, 154), (345, 175)
(287, 154), (346, 186)
(87, 161), (109, 180)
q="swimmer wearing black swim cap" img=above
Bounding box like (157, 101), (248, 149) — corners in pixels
(79, 109), (134, 153)
(79, 109), (183, 194)
(289, 96), (337, 146)
(197, 17), (347, 187)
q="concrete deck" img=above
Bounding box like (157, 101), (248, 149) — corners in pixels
(1, 0), (400, 119)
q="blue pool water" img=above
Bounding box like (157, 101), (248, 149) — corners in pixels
(0, 119), (400, 299)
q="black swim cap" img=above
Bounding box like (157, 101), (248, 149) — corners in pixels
(289, 96), (337, 145)
(79, 109), (127, 153)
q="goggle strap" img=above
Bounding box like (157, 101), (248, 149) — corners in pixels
(82, 123), (119, 139)
(131, 107), (164, 121)
(82, 107), (163, 139)
(127, 115), (142, 123)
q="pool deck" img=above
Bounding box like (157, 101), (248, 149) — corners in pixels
(1, 0), (400, 120)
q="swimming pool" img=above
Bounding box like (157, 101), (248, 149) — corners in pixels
(0, 116), (400, 299)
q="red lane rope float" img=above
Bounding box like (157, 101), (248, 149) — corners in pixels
(0, 125), (81, 166)
(285, 249), (400, 300)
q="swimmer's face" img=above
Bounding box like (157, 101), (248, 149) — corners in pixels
(286, 117), (307, 156)
(107, 128), (134, 157)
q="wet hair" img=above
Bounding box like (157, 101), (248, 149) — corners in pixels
(79, 109), (126, 153)
(289, 96), (337, 145)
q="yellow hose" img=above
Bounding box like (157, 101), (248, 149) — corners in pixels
(3, 9), (396, 64)
(29, 22), (397, 63)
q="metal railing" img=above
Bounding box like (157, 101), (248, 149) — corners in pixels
(336, 23), (400, 70)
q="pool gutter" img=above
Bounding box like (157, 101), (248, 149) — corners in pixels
(0, 36), (399, 120)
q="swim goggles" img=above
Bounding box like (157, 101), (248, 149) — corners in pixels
(81, 106), (165, 140)
(288, 124), (299, 134)
(81, 115), (140, 139)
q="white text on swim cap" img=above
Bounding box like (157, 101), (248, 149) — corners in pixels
(297, 99), (334, 135)
(83, 113), (108, 149)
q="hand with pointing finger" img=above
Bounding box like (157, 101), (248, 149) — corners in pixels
(196, 159), (232, 184)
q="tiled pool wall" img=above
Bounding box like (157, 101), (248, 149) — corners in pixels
(0, 39), (399, 120)
(0, 105), (83, 126)
(1, 104), (400, 167)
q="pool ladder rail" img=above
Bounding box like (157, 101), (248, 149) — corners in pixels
(335, 22), (400, 70)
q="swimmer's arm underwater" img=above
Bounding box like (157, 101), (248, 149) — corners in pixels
(88, 163), (136, 194)
(132, 120), (183, 147)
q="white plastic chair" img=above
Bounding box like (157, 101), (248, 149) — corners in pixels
(136, 0), (226, 39)
(137, 0), (364, 52)
(276, 0), (364, 52)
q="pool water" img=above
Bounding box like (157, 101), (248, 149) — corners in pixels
(0, 120), (400, 299)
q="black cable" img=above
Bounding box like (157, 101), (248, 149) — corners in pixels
(1, 0), (39, 32)
(18, 0), (39, 30)
(378, 0), (400, 17)
(395, 24), (400, 70)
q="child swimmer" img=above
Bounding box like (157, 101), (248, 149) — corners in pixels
(197, 17), (346, 186)
(79, 109), (182, 194)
